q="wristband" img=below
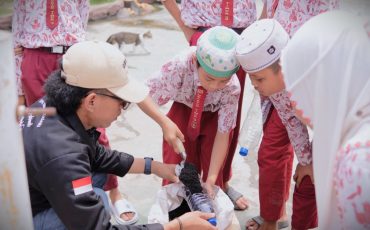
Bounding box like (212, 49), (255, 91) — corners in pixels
(144, 157), (153, 175)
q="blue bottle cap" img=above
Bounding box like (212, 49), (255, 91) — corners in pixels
(208, 217), (217, 226)
(239, 147), (249, 156)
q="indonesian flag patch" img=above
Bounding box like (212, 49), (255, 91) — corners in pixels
(72, 176), (93, 196)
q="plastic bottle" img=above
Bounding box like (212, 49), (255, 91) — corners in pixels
(185, 188), (217, 226)
(238, 89), (263, 156)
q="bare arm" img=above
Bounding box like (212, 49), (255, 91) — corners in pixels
(162, 0), (196, 42)
(205, 131), (230, 198)
(138, 96), (185, 153)
(128, 158), (179, 183)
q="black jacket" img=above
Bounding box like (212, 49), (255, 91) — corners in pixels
(22, 98), (163, 230)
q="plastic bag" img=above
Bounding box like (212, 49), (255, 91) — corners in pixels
(148, 183), (234, 230)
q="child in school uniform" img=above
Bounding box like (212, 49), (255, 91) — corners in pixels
(282, 11), (370, 229)
(147, 26), (240, 198)
(161, 0), (257, 210)
(236, 19), (315, 230)
(239, 1), (339, 229)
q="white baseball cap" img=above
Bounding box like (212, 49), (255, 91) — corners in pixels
(196, 26), (240, 78)
(236, 19), (289, 73)
(61, 41), (148, 103)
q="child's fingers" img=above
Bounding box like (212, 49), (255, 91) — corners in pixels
(296, 175), (302, 188)
(176, 128), (185, 142)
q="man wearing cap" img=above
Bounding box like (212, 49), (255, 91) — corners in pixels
(22, 41), (216, 230)
(236, 19), (315, 230)
(12, 1), (145, 223)
(13, 1), (189, 223)
(147, 26), (241, 201)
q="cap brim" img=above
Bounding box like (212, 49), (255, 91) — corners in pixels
(108, 77), (149, 103)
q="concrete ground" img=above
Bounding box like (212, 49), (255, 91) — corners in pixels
(87, 2), (296, 229)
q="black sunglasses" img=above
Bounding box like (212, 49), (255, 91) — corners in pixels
(95, 92), (131, 110)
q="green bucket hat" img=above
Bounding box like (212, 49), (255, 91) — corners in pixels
(196, 26), (240, 78)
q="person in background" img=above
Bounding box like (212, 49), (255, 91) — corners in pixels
(282, 11), (370, 229)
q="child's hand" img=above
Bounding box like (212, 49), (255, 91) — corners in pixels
(293, 163), (314, 188)
(161, 117), (185, 153)
(14, 46), (23, 56)
(204, 180), (216, 199)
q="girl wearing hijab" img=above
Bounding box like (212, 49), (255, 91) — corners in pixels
(282, 10), (370, 229)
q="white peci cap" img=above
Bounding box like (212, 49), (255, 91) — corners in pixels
(236, 19), (289, 73)
(61, 41), (148, 103)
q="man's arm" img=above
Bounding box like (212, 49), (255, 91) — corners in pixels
(34, 152), (163, 230)
(93, 144), (135, 176)
(93, 144), (178, 183)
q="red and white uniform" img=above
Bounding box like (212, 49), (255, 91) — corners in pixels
(148, 47), (240, 187)
(180, 0), (256, 29)
(12, 0), (89, 100)
(258, 0), (339, 227)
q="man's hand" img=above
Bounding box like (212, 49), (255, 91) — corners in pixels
(152, 162), (179, 183)
(293, 163), (314, 188)
(164, 211), (217, 230)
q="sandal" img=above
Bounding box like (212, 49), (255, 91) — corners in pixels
(226, 186), (249, 210)
(110, 198), (139, 225)
(246, 216), (289, 229)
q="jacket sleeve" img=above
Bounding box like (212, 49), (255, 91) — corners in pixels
(34, 151), (163, 230)
(92, 144), (135, 177)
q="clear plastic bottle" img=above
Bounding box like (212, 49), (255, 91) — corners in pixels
(185, 188), (217, 226)
(238, 89), (263, 156)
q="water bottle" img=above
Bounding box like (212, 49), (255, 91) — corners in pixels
(185, 188), (217, 226)
(238, 89), (263, 156)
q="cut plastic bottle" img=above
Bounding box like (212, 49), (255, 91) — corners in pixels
(238, 89), (263, 157)
(185, 188), (217, 226)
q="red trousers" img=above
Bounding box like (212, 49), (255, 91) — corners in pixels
(162, 102), (231, 188)
(258, 106), (293, 221)
(21, 49), (62, 106)
(292, 176), (318, 229)
(21, 48), (118, 191)
(189, 31), (246, 184)
(259, 106), (317, 229)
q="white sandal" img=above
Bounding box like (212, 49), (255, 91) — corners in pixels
(110, 199), (139, 225)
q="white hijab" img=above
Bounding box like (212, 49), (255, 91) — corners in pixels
(281, 11), (370, 228)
